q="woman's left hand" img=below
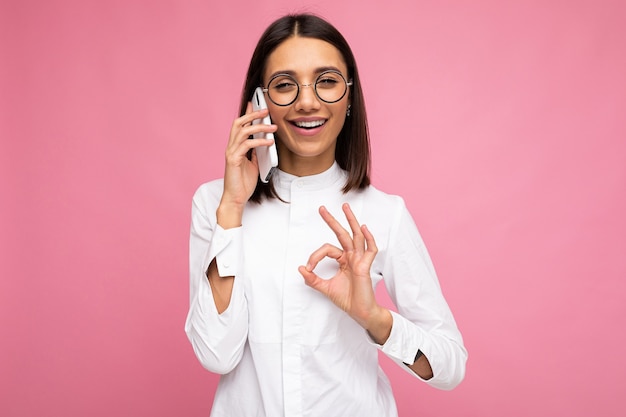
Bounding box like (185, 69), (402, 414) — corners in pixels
(298, 203), (392, 344)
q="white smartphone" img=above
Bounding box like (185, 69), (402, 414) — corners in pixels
(251, 87), (278, 183)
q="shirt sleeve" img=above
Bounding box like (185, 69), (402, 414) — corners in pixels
(184, 183), (248, 374)
(378, 198), (468, 390)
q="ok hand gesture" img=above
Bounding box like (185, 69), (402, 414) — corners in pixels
(298, 203), (392, 344)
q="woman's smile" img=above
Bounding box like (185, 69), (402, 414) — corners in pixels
(289, 117), (328, 135)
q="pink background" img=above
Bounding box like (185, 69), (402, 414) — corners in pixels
(2, 0), (625, 416)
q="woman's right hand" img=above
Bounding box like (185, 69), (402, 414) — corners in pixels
(217, 102), (277, 228)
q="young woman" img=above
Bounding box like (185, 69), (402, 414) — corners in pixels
(185, 13), (467, 417)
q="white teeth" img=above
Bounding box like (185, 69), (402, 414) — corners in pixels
(294, 120), (325, 128)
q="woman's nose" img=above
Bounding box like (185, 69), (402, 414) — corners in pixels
(294, 83), (321, 111)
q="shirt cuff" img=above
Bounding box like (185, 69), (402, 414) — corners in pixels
(203, 224), (243, 277)
(377, 310), (425, 365)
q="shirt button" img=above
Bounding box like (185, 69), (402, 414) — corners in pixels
(296, 180), (304, 188)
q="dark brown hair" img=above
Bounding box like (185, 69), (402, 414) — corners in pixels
(240, 13), (371, 203)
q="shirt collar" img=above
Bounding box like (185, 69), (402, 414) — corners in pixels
(274, 161), (347, 192)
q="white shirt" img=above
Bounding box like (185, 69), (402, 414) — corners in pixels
(185, 163), (467, 417)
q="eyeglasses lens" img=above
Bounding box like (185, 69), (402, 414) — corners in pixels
(267, 71), (348, 106)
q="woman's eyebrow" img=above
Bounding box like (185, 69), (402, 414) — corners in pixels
(267, 66), (343, 80)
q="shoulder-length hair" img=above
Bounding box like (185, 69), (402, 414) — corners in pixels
(239, 13), (371, 203)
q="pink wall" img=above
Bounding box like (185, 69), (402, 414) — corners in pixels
(2, 0), (625, 416)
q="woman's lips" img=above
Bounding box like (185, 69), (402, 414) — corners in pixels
(289, 118), (327, 136)
(293, 119), (326, 128)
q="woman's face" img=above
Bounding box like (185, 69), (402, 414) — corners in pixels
(262, 36), (350, 176)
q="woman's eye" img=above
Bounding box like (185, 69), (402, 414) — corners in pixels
(271, 78), (297, 91)
(317, 77), (340, 88)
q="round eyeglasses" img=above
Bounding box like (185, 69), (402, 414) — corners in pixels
(262, 70), (353, 107)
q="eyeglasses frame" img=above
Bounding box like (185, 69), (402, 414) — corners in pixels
(262, 70), (353, 107)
